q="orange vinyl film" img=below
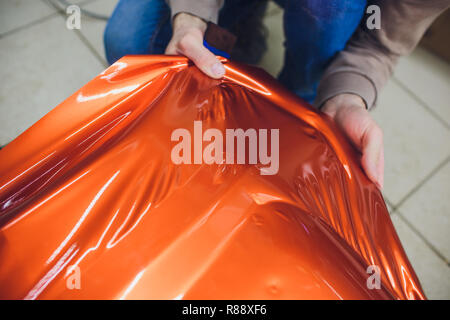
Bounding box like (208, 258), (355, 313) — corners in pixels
(0, 56), (425, 300)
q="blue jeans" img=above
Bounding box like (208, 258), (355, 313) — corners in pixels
(104, 0), (366, 103)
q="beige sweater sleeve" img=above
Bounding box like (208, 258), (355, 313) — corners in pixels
(315, 0), (450, 109)
(166, 0), (224, 24)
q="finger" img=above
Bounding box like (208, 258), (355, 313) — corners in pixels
(177, 35), (225, 79)
(361, 123), (383, 189)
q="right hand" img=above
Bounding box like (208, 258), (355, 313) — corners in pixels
(322, 94), (384, 190)
(165, 13), (225, 79)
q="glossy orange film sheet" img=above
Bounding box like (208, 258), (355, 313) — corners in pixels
(0, 56), (424, 300)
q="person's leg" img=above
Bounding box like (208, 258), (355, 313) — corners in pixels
(104, 0), (172, 65)
(218, 0), (269, 65)
(277, 0), (367, 103)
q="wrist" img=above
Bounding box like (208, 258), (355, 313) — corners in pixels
(173, 12), (207, 33)
(322, 93), (366, 116)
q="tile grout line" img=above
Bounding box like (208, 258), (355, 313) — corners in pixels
(392, 155), (450, 211)
(384, 197), (395, 214)
(74, 29), (108, 68)
(393, 211), (450, 266)
(389, 156), (450, 267)
(47, 2), (109, 68)
(392, 76), (450, 130)
(0, 12), (60, 39)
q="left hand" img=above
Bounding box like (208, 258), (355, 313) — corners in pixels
(165, 13), (225, 79)
(321, 93), (384, 190)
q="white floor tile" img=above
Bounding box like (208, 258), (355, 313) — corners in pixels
(258, 8), (284, 78)
(394, 47), (450, 126)
(391, 213), (450, 299)
(371, 80), (450, 205)
(0, 15), (105, 145)
(0, 0), (55, 35)
(265, 0), (283, 17)
(398, 161), (450, 261)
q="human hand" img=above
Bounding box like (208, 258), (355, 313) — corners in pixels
(322, 94), (384, 190)
(165, 13), (225, 79)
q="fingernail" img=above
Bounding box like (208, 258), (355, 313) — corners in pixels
(211, 62), (225, 78)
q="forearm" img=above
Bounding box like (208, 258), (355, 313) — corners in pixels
(315, 0), (450, 109)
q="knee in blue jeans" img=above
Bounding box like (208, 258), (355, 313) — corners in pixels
(279, 0), (367, 102)
(103, 0), (171, 65)
(104, 22), (128, 65)
(284, 0), (366, 48)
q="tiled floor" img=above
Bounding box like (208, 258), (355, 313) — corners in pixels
(1, 0), (449, 299)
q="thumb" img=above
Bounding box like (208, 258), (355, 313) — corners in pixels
(177, 35), (225, 79)
(361, 123), (384, 189)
